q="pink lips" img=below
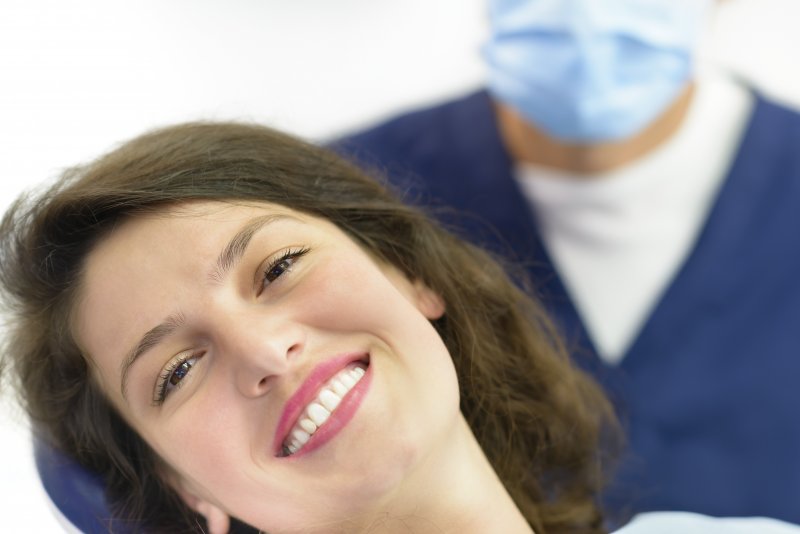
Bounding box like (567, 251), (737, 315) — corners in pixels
(273, 352), (371, 458)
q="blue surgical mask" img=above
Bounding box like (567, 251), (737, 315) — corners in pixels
(483, 0), (713, 142)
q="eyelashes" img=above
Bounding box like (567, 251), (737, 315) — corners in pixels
(258, 247), (310, 295)
(152, 246), (311, 406)
(153, 352), (201, 405)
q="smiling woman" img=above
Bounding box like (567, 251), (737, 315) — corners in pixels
(0, 122), (618, 533)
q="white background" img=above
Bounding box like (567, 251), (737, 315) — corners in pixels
(1, 0), (798, 531)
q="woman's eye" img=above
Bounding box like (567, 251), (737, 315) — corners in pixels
(264, 258), (293, 284)
(261, 248), (309, 291)
(155, 354), (200, 405)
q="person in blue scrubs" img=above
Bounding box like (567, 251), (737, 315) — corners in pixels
(333, 0), (800, 524)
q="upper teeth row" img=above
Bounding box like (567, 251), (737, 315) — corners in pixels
(284, 365), (366, 456)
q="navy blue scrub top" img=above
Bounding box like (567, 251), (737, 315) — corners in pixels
(333, 89), (800, 524)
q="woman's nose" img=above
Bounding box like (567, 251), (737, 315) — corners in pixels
(213, 309), (306, 398)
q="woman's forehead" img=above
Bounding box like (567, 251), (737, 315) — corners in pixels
(79, 201), (325, 305)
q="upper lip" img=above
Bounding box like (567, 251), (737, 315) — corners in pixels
(272, 352), (368, 455)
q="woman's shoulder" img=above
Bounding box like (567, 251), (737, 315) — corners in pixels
(613, 512), (800, 534)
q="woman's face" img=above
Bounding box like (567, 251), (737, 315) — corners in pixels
(74, 201), (458, 533)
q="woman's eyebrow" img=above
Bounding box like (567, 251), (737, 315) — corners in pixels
(209, 214), (287, 284)
(120, 312), (185, 401)
(119, 213), (292, 401)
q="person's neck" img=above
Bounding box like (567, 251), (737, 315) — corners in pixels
(495, 83), (695, 175)
(362, 417), (534, 534)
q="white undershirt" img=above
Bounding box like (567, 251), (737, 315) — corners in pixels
(515, 68), (753, 364)
(613, 512), (800, 534)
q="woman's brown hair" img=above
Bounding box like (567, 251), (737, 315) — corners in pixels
(0, 122), (618, 533)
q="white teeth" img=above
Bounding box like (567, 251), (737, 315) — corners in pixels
(298, 417), (317, 434)
(307, 402), (331, 426)
(318, 389), (342, 411)
(340, 373), (357, 389)
(331, 379), (349, 397)
(281, 363), (368, 456)
(291, 428), (311, 446)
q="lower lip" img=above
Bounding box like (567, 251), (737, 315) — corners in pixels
(281, 363), (372, 460)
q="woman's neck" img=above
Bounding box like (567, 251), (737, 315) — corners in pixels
(495, 83), (695, 175)
(363, 417), (534, 534)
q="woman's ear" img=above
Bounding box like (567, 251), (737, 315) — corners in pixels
(412, 280), (446, 320)
(187, 497), (230, 534)
(168, 473), (231, 534)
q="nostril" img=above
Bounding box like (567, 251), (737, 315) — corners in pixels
(242, 375), (273, 398)
(287, 342), (303, 360)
